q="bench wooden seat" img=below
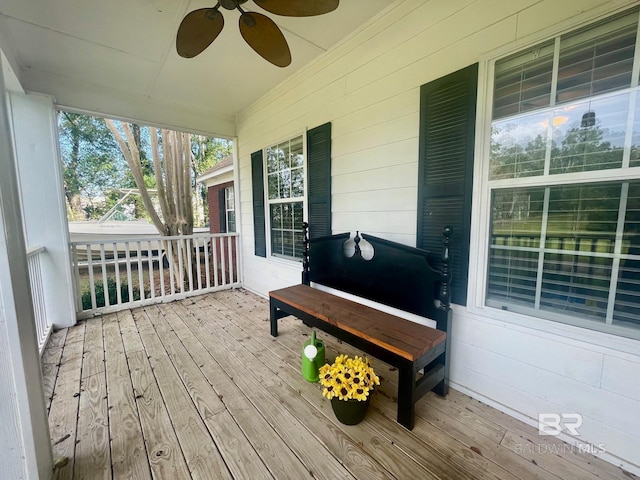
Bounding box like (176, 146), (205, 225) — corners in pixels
(269, 224), (452, 430)
(270, 284), (446, 361)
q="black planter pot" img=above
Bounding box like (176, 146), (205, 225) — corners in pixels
(330, 394), (372, 425)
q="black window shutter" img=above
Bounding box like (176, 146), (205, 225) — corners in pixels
(251, 150), (267, 257)
(417, 63), (478, 306)
(306, 122), (332, 239)
(218, 188), (227, 233)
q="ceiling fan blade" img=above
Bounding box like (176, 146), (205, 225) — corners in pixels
(176, 8), (224, 58)
(239, 12), (291, 67)
(253, 0), (339, 17)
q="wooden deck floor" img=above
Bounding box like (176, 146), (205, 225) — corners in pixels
(42, 289), (636, 480)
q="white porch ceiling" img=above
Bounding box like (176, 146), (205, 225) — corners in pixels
(0, 0), (394, 136)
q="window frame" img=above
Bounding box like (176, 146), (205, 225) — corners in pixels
(263, 132), (307, 263)
(469, 7), (640, 346)
(225, 185), (236, 233)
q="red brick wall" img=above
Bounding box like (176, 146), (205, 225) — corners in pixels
(207, 181), (234, 234)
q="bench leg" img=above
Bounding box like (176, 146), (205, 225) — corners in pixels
(270, 300), (279, 337)
(397, 364), (416, 430)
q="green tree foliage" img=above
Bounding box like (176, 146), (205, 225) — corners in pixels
(58, 112), (127, 219)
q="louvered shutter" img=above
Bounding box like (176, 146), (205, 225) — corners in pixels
(251, 150), (267, 257)
(307, 122), (332, 239)
(218, 188), (227, 233)
(417, 63), (478, 305)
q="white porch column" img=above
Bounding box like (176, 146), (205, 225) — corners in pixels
(8, 92), (76, 328)
(0, 60), (53, 479)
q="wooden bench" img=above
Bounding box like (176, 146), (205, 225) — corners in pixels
(269, 223), (452, 430)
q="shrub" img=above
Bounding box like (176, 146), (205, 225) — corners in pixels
(81, 277), (142, 310)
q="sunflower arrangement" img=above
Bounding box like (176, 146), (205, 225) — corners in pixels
(319, 354), (380, 401)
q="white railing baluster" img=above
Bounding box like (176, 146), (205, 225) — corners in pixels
(227, 234), (233, 284)
(26, 246), (51, 354)
(220, 236), (227, 285)
(87, 243), (96, 310)
(204, 236), (211, 289)
(125, 242), (133, 303)
(168, 240), (175, 296)
(186, 237), (193, 292)
(72, 244), (82, 313)
(178, 239), (184, 294)
(158, 239), (165, 297)
(212, 236), (219, 287)
(136, 241), (144, 301)
(147, 242), (155, 299)
(69, 232), (240, 318)
(113, 242), (121, 305)
(195, 237), (202, 290)
(100, 244), (109, 307)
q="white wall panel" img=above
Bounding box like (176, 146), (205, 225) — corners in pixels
(10, 92), (76, 328)
(235, 1), (640, 472)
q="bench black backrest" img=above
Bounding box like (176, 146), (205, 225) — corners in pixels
(304, 225), (452, 329)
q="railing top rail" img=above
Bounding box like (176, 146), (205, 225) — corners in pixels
(69, 232), (239, 246)
(26, 245), (46, 257)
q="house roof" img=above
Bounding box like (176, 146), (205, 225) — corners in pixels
(0, 0), (395, 137)
(197, 155), (234, 186)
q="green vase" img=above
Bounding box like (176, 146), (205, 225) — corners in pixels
(330, 394), (372, 425)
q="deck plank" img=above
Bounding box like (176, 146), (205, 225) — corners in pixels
(74, 317), (111, 480)
(133, 307), (235, 479)
(42, 289), (639, 480)
(49, 322), (85, 480)
(208, 293), (481, 480)
(103, 314), (151, 480)
(172, 300), (354, 480)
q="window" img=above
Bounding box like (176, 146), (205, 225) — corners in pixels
(485, 9), (640, 338)
(225, 186), (236, 233)
(266, 135), (305, 260)
(251, 123), (331, 259)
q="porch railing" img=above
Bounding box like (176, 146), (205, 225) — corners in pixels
(27, 246), (52, 354)
(70, 232), (241, 318)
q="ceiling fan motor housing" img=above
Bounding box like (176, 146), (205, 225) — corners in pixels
(220, 0), (249, 10)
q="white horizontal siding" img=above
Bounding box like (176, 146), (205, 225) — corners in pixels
(236, 0), (640, 473)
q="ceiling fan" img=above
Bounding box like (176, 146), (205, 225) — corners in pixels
(176, 0), (339, 67)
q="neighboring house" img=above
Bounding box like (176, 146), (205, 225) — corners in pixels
(197, 155), (236, 234)
(1, 1), (640, 477)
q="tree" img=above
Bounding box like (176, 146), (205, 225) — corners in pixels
(58, 112), (126, 220)
(105, 120), (194, 285)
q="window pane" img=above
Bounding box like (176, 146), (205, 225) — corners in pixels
(493, 41), (555, 120)
(615, 258), (640, 328)
(270, 201), (304, 260)
(270, 204), (282, 229)
(625, 181), (640, 244)
(227, 212), (236, 233)
(631, 98), (640, 167)
(540, 253), (612, 320)
(490, 111), (549, 179)
(557, 13), (637, 105)
(268, 173), (279, 199)
(291, 167), (304, 197)
(290, 136), (303, 167)
(487, 248), (539, 307)
(491, 188), (544, 246)
(546, 184), (620, 250)
(266, 148), (279, 173)
(278, 142), (290, 171)
(550, 93), (628, 174)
